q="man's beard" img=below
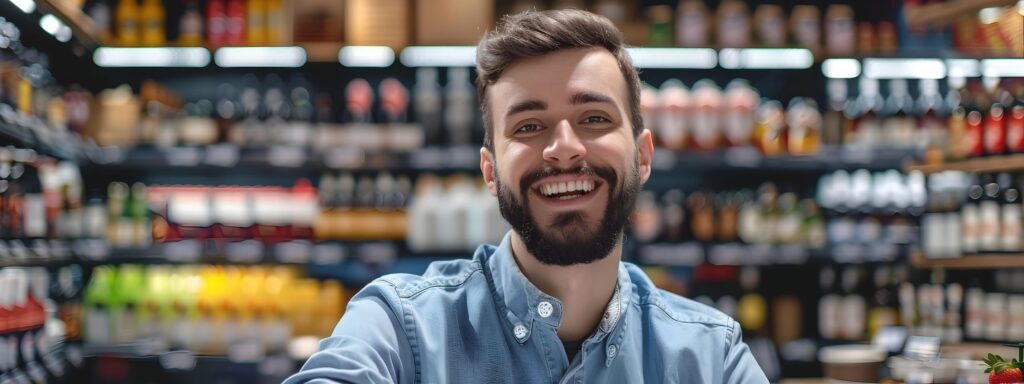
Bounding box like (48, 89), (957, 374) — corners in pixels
(495, 157), (641, 266)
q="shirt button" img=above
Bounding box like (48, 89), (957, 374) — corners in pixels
(513, 324), (528, 339)
(607, 344), (618, 359)
(537, 301), (554, 318)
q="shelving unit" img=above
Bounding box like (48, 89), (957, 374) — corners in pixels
(34, 0), (101, 47)
(906, 155), (1024, 175)
(910, 251), (1024, 269)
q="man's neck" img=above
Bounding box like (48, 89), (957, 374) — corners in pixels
(509, 232), (621, 342)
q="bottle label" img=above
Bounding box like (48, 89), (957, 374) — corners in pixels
(962, 205), (979, 253)
(1004, 204), (1022, 251)
(985, 119), (1006, 154)
(980, 201), (1001, 251)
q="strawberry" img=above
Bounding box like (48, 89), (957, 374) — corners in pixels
(985, 353), (1024, 384)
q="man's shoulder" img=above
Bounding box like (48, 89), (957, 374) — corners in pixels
(368, 256), (485, 299)
(623, 263), (735, 329)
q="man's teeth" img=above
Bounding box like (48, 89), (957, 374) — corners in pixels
(540, 180), (595, 197)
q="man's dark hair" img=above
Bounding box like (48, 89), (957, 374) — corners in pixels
(475, 9), (643, 150)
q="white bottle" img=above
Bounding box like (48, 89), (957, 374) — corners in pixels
(407, 175), (442, 252)
(414, 68), (444, 146)
(445, 68), (475, 146)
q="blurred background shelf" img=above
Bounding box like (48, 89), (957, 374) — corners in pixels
(907, 154), (1024, 175)
(910, 251), (1024, 269)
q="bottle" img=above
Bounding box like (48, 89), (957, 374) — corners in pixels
(753, 4), (786, 47)
(631, 191), (662, 243)
(688, 192), (716, 243)
(1001, 173), (1022, 253)
(986, 92), (1008, 156)
(139, 0), (165, 46)
(917, 79), (947, 162)
(690, 80), (722, 151)
(790, 5), (821, 56)
(716, 0), (750, 48)
(824, 5), (856, 57)
(445, 68), (475, 146)
(661, 190), (686, 242)
(823, 79), (848, 146)
(675, 0), (708, 47)
(717, 192), (739, 242)
(656, 79), (689, 151)
(206, 0), (227, 46)
(948, 85), (969, 160)
(246, 0), (267, 46)
(413, 68), (443, 146)
(1006, 85), (1024, 153)
(723, 80), (758, 148)
(115, 0), (139, 46)
(225, 0), (246, 46)
(853, 77), (884, 149)
(646, 6), (673, 47)
(178, 0), (203, 46)
(786, 98), (822, 156)
(344, 79), (374, 124)
(962, 177), (983, 255)
(882, 79), (915, 148)
(966, 93), (985, 158)
(265, 0), (287, 45)
(980, 174), (1003, 253)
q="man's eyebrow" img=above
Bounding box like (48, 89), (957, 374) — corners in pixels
(505, 100), (547, 118)
(569, 91), (615, 105)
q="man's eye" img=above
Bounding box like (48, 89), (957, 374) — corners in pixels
(516, 124), (543, 134)
(582, 116), (611, 124)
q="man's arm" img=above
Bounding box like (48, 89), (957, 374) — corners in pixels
(283, 284), (415, 384)
(723, 321), (770, 384)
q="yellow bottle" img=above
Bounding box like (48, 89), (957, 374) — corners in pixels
(140, 0), (165, 46)
(265, 0), (286, 45)
(246, 0), (266, 46)
(115, 0), (139, 46)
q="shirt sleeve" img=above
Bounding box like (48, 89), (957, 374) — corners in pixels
(283, 282), (415, 384)
(723, 320), (770, 384)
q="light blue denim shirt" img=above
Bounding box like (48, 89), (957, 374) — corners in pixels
(284, 233), (769, 383)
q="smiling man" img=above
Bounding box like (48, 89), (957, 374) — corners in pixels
(284, 9), (768, 384)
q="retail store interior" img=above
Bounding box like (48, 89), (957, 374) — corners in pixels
(0, 0), (1023, 382)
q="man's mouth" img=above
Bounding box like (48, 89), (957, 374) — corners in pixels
(534, 178), (599, 201)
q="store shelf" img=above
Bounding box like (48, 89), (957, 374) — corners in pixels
(0, 121), (81, 161)
(910, 251), (1024, 269)
(35, 0), (101, 47)
(82, 349), (295, 384)
(671, 146), (919, 173)
(940, 342), (1018, 360)
(906, 154), (1024, 175)
(637, 242), (908, 267)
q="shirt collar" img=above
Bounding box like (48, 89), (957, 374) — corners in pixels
(482, 231), (633, 350)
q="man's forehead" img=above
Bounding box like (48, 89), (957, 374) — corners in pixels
(491, 48), (627, 108)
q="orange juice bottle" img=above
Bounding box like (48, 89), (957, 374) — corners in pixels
(140, 0), (166, 46)
(116, 0), (139, 46)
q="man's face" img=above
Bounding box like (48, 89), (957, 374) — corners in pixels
(480, 47), (654, 266)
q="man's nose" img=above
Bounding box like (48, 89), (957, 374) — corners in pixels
(542, 120), (586, 167)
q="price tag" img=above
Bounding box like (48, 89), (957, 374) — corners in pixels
(312, 243), (346, 265)
(324, 147), (366, 169)
(903, 336), (940, 362)
(259, 355), (296, 377)
(162, 240), (202, 263)
(72, 239), (110, 260)
(275, 240), (312, 264)
(48, 240), (71, 259)
(159, 350), (197, 371)
(776, 245), (808, 264)
(225, 240), (265, 264)
(8, 240), (29, 260)
(30, 239), (49, 259)
(163, 147), (203, 167)
(357, 242), (397, 265)
(709, 243), (745, 265)
(638, 243), (704, 266)
(651, 149), (676, 171)
(204, 144), (240, 167)
(723, 147), (762, 168)
(410, 148), (444, 170)
(447, 146), (479, 170)
(832, 244), (864, 264)
(867, 244), (898, 262)
(267, 146), (307, 168)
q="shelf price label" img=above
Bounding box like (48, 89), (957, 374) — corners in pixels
(638, 243), (704, 266)
(204, 144), (240, 167)
(267, 146), (307, 168)
(163, 147), (203, 167)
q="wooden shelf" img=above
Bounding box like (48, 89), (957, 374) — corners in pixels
(905, 154), (1024, 175)
(911, 251), (1024, 269)
(941, 342), (1017, 360)
(35, 0), (101, 47)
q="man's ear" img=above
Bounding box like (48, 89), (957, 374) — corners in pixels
(637, 129), (654, 184)
(480, 147), (498, 196)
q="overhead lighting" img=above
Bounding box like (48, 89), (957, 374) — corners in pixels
(982, 59), (1024, 77)
(9, 0), (36, 13)
(946, 59), (980, 78)
(821, 58), (861, 79)
(863, 58), (945, 79)
(399, 46), (476, 67)
(55, 25), (72, 42)
(93, 47), (211, 67)
(214, 46), (306, 68)
(718, 48), (814, 69)
(626, 48), (716, 69)
(339, 46), (394, 67)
